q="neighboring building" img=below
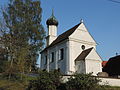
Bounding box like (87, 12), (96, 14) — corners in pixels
(103, 55), (120, 77)
(102, 61), (108, 67)
(40, 12), (102, 76)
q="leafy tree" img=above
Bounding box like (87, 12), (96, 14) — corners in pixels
(0, 0), (45, 79)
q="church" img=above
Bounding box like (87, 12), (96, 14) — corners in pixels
(40, 12), (102, 76)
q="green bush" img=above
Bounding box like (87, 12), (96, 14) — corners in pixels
(27, 71), (108, 90)
(66, 73), (101, 90)
(27, 70), (62, 90)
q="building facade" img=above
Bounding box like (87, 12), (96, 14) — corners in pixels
(40, 12), (102, 75)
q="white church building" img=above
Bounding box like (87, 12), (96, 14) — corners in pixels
(40, 12), (102, 76)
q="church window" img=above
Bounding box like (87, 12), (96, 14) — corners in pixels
(81, 45), (85, 50)
(50, 52), (54, 62)
(59, 48), (64, 60)
(44, 55), (47, 65)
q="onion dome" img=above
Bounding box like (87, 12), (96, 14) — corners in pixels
(46, 10), (58, 26)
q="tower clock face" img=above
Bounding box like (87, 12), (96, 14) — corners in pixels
(81, 45), (85, 50)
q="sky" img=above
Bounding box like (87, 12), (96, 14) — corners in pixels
(0, 0), (120, 62)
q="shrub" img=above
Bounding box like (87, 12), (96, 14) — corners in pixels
(66, 73), (101, 90)
(27, 70), (62, 90)
(27, 71), (104, 90)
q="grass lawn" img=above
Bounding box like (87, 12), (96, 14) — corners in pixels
(102, 85), (120, 90)
(0, 74), (37, 90)
(0, 79), (28, 90)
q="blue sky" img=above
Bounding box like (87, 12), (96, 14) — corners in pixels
(0, 0), (120, 62)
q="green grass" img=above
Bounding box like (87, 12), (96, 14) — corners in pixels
(102, 85), (120, 90)
(0, 74), (37, 90)
(0, 79), (27, 90)
(1, 80), (120, 90)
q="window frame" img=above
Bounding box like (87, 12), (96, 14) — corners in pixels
(50, 52), (54, 63)
(59, 48), (64, 60)
(44, 55), (47, 65)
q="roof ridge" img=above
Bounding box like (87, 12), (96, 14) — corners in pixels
(58, 23), (81, 37)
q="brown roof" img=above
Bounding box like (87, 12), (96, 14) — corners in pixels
(75, 47), (93, 61)
(41, 23), (81, 53)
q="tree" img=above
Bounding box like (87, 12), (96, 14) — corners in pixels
(0, 0), (45, 79)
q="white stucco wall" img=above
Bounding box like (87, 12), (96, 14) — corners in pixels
(86, 48), (102, 61)
(85, 49), (102, 76)
(69, 23), (97, 46)
(75, 61), (86, 74)
(48, 25), (57, 36)
(68, 23), (99, 74)
(68, 39), (96, 74)
(46, 25), (58, 46)
(41, 40), (69, 74)
(99, 77), (120, 86)
(46, 36), (57, 46)
(85, 60), (102, 76)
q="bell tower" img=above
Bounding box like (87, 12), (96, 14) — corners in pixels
(46, 10), (58, 46)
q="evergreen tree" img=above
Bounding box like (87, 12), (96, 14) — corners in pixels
(0, 0), (45, 79)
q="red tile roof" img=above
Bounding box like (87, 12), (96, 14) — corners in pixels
(102, 61), (108, 67)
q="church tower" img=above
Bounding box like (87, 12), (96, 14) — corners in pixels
(46, 10), (58, 46)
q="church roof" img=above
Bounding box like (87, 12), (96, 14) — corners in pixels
(41, 23), (81, 53)
(75, 47), (93, 61)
